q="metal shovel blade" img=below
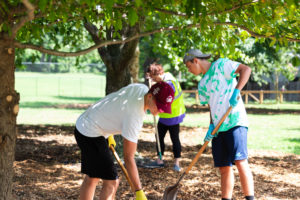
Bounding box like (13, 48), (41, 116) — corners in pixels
(163, 183), (180, 200)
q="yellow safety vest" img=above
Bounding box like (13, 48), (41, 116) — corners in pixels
(159, 74), (186, 118)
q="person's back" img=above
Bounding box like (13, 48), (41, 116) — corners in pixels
(76, 83), (148, 141)
(159, 72), (186, 125)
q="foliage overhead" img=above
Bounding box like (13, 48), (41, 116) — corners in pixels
(1, 0), (298, 57)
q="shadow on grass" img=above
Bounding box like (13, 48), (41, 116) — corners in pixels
(20, 96), (101, 109)
(285, 138), (300, 155)
(20, 101), (58, 108)
(54, 95), (100, 102)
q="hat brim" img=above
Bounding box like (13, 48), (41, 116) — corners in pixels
(199, 54), (211, 58)
(156, 101), (172, 114)
(183, 54), (211, 63)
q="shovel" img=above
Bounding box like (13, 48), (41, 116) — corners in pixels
(163, 105), (233, 200)
(109, 145), (135, 192)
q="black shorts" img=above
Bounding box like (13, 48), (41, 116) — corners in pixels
(74, 128), (118, 180)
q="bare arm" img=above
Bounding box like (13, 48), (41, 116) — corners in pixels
(234, 64), (251, 90)
(123, 138), (142, 191)
(208, 104), (213, 124)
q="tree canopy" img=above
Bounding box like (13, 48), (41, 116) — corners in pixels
(5, 0), (298, 58)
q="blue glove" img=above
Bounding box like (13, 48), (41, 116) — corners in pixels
(229, 88), (240, 107)
(204, 124), (216, 142)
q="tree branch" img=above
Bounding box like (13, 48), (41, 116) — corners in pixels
(84, 21), (109, 63)
(14, 21), (299, 57)
(84, 21), (100, 42)
(213, 22), (300, 42)
(12, 0), (35, 37)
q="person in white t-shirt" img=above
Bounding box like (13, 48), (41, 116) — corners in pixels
(183, 49), (254, 200)
(74, 82), (174, 200)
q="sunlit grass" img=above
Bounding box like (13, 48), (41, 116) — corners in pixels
(15, 72), (300, 155)
(16, 72), (106, 98)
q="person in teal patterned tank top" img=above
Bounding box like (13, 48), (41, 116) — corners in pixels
(183, 49), (254, 200)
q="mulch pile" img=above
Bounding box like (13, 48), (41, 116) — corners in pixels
(13, 124), (300, 200)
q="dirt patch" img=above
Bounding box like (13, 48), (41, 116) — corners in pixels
(14, 124), (300, 200)
(43, 103), (300, 115)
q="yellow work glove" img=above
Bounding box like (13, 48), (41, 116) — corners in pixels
(136, 190), (147, 200)
(108, 135), (116, 148)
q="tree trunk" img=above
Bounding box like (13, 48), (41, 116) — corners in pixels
(0, 36), (20, 200)
(105, 63), (132, 94)
(129, 46), (140, 83)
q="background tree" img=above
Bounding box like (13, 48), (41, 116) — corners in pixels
(238, 38), (299, 84)
(0, 0), (299, 199)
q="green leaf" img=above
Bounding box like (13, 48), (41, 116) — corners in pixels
(0, 1), (9, 12)
(115, 18), (122, 31)
(265, 32), (273, 37)
(291, 57), (300, 66)
(104, 0), (114, 12)
(128, 8), (138, 26)
(39, 0), (48, 12)
(135, 0), (142, 7)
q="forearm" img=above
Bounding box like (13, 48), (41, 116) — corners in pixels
(235, 64), (251, 90)
(123, 138), (142, 191)
(208, 105), (212, 124)
(124, 157), (142, 191)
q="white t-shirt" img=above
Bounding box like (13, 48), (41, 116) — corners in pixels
(76, 83), (148, 143)
(198, 58), (249, 132)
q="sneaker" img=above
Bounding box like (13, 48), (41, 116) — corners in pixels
(173, 164), (181, 172)
(143, 161), (164, 169)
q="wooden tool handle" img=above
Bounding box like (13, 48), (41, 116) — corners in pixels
(109, 145), (135, 192)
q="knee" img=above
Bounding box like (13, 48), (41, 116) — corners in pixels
(103, 179), (120, 191)
(83, 176), (100, 187)
(235, 159), (249, 169)
(114, 179), (120, 189)
(219, 166), (232, 176)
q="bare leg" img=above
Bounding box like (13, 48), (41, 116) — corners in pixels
(174, 158), (180, 167)
(99, 179), (120, 200)
(235, 159), (254, 196)
(219, 166), (234, 199)
(80, 175), (99, 200)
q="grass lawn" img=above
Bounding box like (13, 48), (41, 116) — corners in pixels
(17, 105), (300, 155)
(16, 72), (106, 98)
(144, 112), (300, 155)
(245, 101), (300, 110)
(247, 114), (300, 155)
(15, 72), (300, 155)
